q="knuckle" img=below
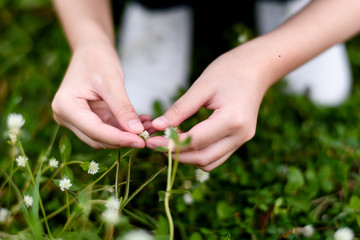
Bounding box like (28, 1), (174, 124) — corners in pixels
(229, 117), (246, 131)
(188, 137), (203, 151)
(118, 103), (135, 114)
(168, 102), (184, 121)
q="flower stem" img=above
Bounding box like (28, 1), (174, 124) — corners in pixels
(165, 145), (174, 240)
(116, 151), (121, 200)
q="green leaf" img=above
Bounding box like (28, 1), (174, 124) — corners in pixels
(285, 166), (304, 193)
(356, 215), (360, 228)
(155, 146), (168, 152)
(59, 134), (71, 163)
(350, 195), (360, 210)
(61, 166), (74, 181)
(155, 215), (169, 239)
(190, 232), (203, 240)
(158, 191), (165, 202)
(80, 161), (90, 171)
(180, 136), (192, 147)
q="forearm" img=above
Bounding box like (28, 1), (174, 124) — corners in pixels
(52, 0), (114, 50)
(233, 0), (360, 91)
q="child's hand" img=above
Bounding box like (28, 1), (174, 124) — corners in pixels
(146, 45), (271, 171)
(52, 44), (146, 149)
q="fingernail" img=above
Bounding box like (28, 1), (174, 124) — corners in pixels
(128, 119), (143, 133)
(153, 117), (167, 127)
(130, 142), (143, 148)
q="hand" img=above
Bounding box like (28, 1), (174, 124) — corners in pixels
(52, 44), (146, 149)
(146, 46), (272, 171)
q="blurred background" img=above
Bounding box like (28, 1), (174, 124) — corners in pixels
(2, 0), (360, 239)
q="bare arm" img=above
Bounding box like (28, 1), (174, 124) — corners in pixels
(52, 0), (114, 50)
(52, 0), (146, 149)
(148, 0), (360, 171)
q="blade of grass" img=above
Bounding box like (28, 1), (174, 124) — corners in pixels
(120, 166), (167, 210)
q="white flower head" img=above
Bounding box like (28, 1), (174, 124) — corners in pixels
(24, 195), (33, 208)
(88, 160), (99, 175)
(121, 229), (154, 240)
(139, 130), (150, 141)
(7, 113), (25, 135)
(105, 196), (120, 211)
(303, 225), (314, 237)
(334, 227), (354, 240)
(15, 155), (28, 167)
(49, 158), (59, 168)
(195, 168), (210, 183)
(164, 127), (178, 139)
(0, 208), (10, 223)
(102, 208), (120, 225)
(59, 177), (72, 191)
(183, 192), (194, 205)
(237, 33), (248, 43)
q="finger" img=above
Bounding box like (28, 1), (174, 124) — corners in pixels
(152, 82), (212, 130)
(63, 121), (121, 149)
(139, 114), (153, 122)
(56, 99), (145, 148)
(176, 136), (240, 168)
(200, 152), (234, 172)
(89, 100), (121, 129)
(98, 78), (144, 134)
(176, 109), (231, 151)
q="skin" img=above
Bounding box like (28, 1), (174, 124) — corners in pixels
(52, 0), (360, 170)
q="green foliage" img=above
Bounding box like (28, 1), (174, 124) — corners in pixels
(2, 0), (360, 239)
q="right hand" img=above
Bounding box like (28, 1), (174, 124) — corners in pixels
(52, 44), (146, 149)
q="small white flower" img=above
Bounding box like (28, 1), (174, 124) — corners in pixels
(183, 193), (194, 205)
(0, 208), (10, 223)
(7, 113), (25, 135)
(59, 177), (72, 191)
(102, 208), (120, 225)
(49, 158), (59, 168)
(334, 227), (354, 240)
(303, 225), (315, 237)
(139, 130), (150, 141)
(121, 229), (154, 240)
(195, 168), (210, 183)
(24, 195), (33, 208)
(237, 34), (247, 43)
(164, 127), (179, 139)
(88, 160), (99, 175)
(15, 155), (28, 167)
(105, 196), (120, 211)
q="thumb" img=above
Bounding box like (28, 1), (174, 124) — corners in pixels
(101, 81), (144, 134)
(152, 84), (209, 130)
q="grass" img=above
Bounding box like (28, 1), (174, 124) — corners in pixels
(2, 0), (360, 239)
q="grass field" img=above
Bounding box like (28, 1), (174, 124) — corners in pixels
(1, 1), (360, 239)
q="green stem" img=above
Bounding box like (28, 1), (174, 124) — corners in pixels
(60, 211), (75, 235)
(116, 151), (121, 200)
(170, 147), (180, 189)
(165, 144), (174, 240)
(66, 191), (70, 219)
